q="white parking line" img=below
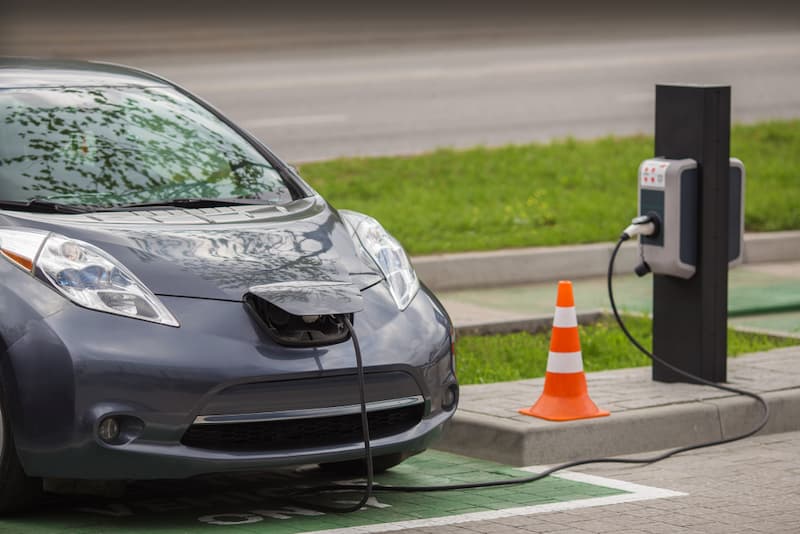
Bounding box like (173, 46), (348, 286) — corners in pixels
(303, 469), (687, 533)
(241, 114), (348, 128)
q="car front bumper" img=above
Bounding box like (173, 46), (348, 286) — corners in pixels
(3, 279), (457, 480)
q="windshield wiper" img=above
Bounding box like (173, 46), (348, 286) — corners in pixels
(229, 159), (274, 172)
(96, 197), (275, 212)
(0, 199), (93, 214)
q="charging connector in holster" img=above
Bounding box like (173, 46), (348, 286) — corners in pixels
(244, 280), (375, 513)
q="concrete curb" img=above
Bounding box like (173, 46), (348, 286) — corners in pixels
(435, 389), (800, 466)
(454, 310), (603, 337)
(414, 231), (800, 291)
(727, 323), (800, 340)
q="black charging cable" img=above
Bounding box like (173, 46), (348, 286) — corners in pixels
(291, 237), (770, 504)
(287, 316), (374, 513)
(606, 236), (770, 447)
(341, 315), (375, 510)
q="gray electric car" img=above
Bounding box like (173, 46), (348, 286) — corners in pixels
(0, 59), (457, 513)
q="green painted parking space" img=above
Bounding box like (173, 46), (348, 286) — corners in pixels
(731, 311), (800, 336)
(444, 263), (800, 319)
(0, 450), (668, 533)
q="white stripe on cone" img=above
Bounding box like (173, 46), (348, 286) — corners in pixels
(553, 306), (578, 328)
(546, 351), (584, 373)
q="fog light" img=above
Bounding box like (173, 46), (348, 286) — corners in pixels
(442, 385), (458, 411)
(98, 417), (120, 443)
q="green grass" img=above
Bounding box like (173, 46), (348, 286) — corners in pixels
(455, 316), (800, 385)
(299, 120), (800, 255)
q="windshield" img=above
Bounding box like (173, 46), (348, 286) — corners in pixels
(0, 85), (296, 208)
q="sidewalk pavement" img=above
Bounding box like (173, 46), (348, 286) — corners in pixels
(415, 231), (800, 292)
(426, 249), (800, 464)
(439, 259), (800, 338)
(435, 348), (800, 465)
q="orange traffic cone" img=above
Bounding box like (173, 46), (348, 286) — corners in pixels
(519, 280), (609, 421)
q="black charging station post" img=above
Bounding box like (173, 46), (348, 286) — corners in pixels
(652, 84), (731, 383)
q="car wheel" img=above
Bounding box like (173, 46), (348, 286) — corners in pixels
(320, 451), (417, 475)
(0, 387), (41, 515)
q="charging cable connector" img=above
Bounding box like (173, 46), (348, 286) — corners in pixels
(621, 214), (658, 241)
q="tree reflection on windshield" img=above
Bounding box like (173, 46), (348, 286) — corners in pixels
(0, 86), (293, 207)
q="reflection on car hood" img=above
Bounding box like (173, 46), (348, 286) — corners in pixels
(0, 197), (383, 301)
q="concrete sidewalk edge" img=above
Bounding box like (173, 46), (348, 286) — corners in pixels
(415, 230), (800, 291)
(434, 388), (800, 466)
(454, 310), (604, 337)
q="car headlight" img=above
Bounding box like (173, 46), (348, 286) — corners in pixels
(0, 229), (179, 327)
(340, 210), (419, 310)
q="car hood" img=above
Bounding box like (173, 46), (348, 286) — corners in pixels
(0, 197), (383, 302)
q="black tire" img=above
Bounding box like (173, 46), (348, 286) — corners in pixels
(320, 451), (417, 475)
(0, 387), (42, 515)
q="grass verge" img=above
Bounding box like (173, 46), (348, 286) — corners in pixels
(299, 120), (800, 255)
(455, 315), (800, 385)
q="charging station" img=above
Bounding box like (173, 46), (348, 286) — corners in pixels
(647, 85), (739, 383)
(637, 157), (744, 280)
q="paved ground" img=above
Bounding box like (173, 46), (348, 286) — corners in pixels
(455, 346), (800, 426)
(434, 258), (800, 466)
(3, 432), (796, 532)
(0, 450), (678, 532)
(440, 260), (800, 337)
(2, 2), (799, 162)
(402, 430), (800, 533)
(438, 347), (800, 465)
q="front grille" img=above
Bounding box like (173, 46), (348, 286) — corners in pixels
(181, 404), (425, 452)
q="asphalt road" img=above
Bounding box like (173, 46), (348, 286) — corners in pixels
(3, 3), (800, 162)
(141, 32), (800, 163)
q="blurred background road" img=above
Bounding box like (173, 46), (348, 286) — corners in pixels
(3, 1), (799, 162)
